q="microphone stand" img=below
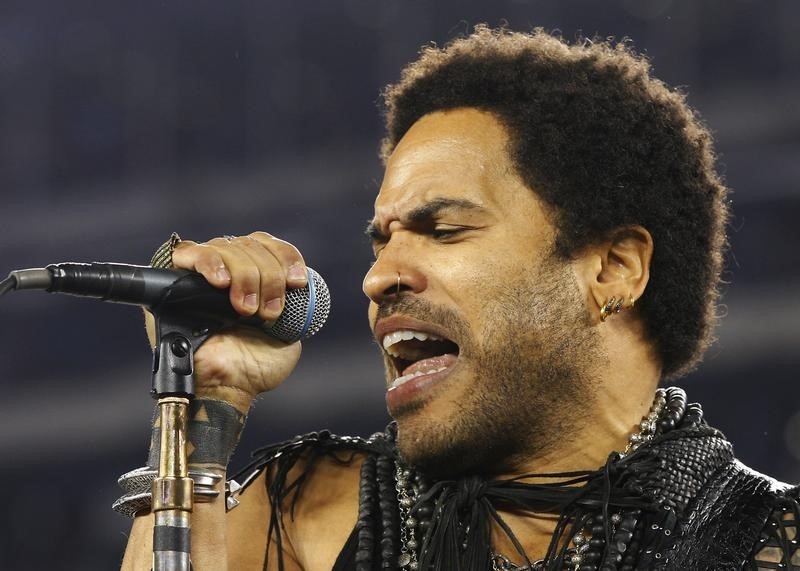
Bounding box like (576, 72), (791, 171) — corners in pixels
(1, 263), (326, 569)
(150, 307), (219, 571)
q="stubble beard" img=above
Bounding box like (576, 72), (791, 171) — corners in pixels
(387, 258), (602, 480)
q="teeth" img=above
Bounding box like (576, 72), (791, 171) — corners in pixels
(391, 366), (448, 389)
(382, 329), (442, 355)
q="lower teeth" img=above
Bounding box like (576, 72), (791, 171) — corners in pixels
(392, 366), (447, 387)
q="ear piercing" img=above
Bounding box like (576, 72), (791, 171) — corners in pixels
(600, 293), (636, 322)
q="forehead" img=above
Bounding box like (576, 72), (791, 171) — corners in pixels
(374, 108), (517, 218)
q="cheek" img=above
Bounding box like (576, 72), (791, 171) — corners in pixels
(433, 249), (493, 287)
(441, 258), (509, 312)
(430, 254), (505, 320)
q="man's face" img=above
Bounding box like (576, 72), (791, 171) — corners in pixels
(363, 108), (600, 477)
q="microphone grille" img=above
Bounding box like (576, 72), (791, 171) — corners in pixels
(264, 267), (331, 343)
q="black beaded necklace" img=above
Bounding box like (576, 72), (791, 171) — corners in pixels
(391, 387), (693, 571)
(238, 385), (711, 571)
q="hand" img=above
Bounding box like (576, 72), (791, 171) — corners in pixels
(145, 232), (307, 412)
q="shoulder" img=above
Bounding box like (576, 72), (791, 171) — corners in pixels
(671, 456), (799, 569)
(281, 446), (366, 570)
(648, 423), (798, 570)
(696, 458), (797, 534)
(229, 428), (396, 570)
(232, 428), (396, 505)
(732, 462), (800, 569)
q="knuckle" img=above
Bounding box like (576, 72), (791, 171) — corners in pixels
(250, 232), (303, 261)
(173, 239), (197, 250)
(197, 253), (226, 277)
(171, 241), (204, 267)
(272, 239), (306, 267)
(237, 235), (262, 249)
(248, 231), (274, 241)
(195, 245), (224, 265)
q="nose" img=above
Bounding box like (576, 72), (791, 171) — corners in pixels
(362, 240), (427, 304)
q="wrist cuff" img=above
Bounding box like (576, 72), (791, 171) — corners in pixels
(147, 397), (247, 469)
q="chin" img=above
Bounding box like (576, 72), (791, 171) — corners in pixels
(393, 409), (518, 480)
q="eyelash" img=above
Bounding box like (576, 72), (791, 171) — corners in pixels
(431, 227), (466, 240)
(371, 227), (467, 258)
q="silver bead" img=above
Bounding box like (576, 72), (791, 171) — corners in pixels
(406, 517), (417, 528)
(408, 538), (418, 549)
(573, 533), (586, 546)
(611, 513), (622, 524)
(398, 553), (411, 566)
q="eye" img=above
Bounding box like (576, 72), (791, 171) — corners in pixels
(431, 226), (467, 240)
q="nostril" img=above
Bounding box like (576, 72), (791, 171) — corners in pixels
(363, 263), (425, 301)
(381, 284), (401, 298)
(382, 276), (412, 298)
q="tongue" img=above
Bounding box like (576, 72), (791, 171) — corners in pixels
(400, 354), (457, 377)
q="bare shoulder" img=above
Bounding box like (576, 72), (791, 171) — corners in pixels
(288, 449), (366, 569)
(228, 448), (366, 571)
(226, 468), (276, 569)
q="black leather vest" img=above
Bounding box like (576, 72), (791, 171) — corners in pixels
(237, 424), (799, 570)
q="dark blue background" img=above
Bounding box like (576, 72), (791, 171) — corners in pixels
(0, 1), (798, 568)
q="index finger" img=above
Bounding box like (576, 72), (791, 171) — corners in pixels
(248, 232), (308, 288)
(171, 240), (233, 288)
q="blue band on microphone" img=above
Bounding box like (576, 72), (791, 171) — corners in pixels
(299, 268), (317, 340)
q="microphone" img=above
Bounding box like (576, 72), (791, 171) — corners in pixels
(4, 262), (330, 343)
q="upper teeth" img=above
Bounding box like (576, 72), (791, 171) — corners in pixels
(382, 329), (443, 356)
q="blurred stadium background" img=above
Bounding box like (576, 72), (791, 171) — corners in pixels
(0, 0), (798, 568)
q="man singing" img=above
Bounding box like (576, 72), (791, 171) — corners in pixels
(120, 27), (798, 570)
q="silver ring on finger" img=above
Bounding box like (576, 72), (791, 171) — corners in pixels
(223, 235), (236, 242)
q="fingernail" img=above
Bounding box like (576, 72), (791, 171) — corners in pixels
(216, 267), (231, 282)
(288, 263), (306, 282)
(265, 297), (282, 314)
(244, 293), (258, 311)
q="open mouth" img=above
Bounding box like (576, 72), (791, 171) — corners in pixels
(382, 329), (460, 389)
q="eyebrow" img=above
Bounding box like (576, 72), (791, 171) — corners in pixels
(364, 197), (485, 242)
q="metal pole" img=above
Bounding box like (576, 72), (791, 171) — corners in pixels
(152, 396), (193, 571)
(149, 308), (219, 570)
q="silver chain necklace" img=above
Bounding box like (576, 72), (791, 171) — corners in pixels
(396, 464), (420, 569)
(396, 388), (667, 570)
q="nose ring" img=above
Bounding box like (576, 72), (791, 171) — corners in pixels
(396, 272), (401, 295)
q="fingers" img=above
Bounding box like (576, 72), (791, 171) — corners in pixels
(248, 232), (308, 287)
(171, 232), (308, 320)
(172, 240), (232, 287)
(209, 236), (270, 317)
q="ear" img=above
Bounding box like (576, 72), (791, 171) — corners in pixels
(578, 226), (653, 321)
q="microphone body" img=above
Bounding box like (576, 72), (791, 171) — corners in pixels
(9, 262), (330, 343)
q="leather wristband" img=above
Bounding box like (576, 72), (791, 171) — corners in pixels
(147, 397), (247, 470)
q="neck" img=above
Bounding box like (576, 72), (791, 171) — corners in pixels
(504, 326), (662, 480)
(488, 340), (662, 564)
